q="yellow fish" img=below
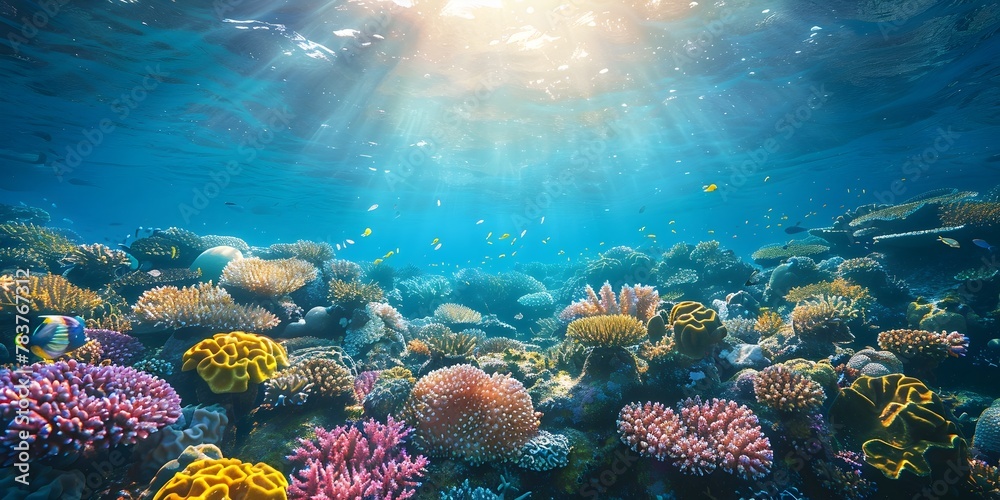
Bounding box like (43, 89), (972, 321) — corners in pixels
(373, 258), (383, 265)
(499, 253), (506, 258)
(499, 233), (510, 240)
(384, 251), (394, 258)
(170, 246), (178, 259)
(431, 238), (439, 245)
(362, 228), (372, 237)
(647, 234), (656, 238)
(703, 184), (718, 192)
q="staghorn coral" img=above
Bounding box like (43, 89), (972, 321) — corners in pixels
(287, 417), (428, 500)
(617, 398), (772, 480)
(153, 457), (288, 500)
(0, 273), (104, 317)
(752, 365), (827, 413)
(751, 243), (830, 266)
(267, 239), (334, 266)
(182, 331), (289, 393)
(830, 374), (969, 480)
(790, 295), (856, 343)
(220, 257), (318, 297)
(404, 364), (541, 465)
(669, 301), (727, 359)
(132, 282), (280, 331)
(939, 201), (1000, 228)
(565, 314), (647, 347)
(434, 302), (483, 324)
(0, 359), (181, 465)
(328, 278), (383, 310)
(61, 243), (132, 287)
(877, 329), (969, 368)
(278, 358), (355, 400)
(755, 310), (789, 338)
(559, 281), (659, 323)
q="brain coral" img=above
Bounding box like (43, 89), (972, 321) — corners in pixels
(669, 301), (727, 359)
(565, 314), (648, 347)
(846, 348), (904, 377)
(0, 359), (181, 466)
(829, 374), (969, 480)
(152, 457), (287, 500)
(404, 364), (541, 465)
(182, 331), (289, 393)
(974, 399), (1000, 456)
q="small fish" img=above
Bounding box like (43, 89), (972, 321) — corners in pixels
(434, 243), (442, 250)
(540, 216), (545, 224)
(973, 239), (997, 252)
(147, 269), (162, 277)
(558, 250), (565, 255)
(362, 228), (372, 237)
(745, 269), (762, 286)
(436, 199), (441, 206)
(499, 253), (506, 258)
(764, 176), (770, 182)
(345, 239), (355, 245)
(520, 229), (527, 238)
(486, 232), (493, 239)
(499, 233), (510, 240)
(938, 235), (960, 248)
(431, 238), (439, 245)
(384, 250), (394, 258)
(368, 204), (379, 211)
(225, 201), (237, 206)
(639, 226), (645, 232)
(669, 220), (675, 225)
(476, 219), (484, 224)
(170, 246), (179, 259)
(514, 312), (524, 320)
(62, 218), (73, 224)
(703, 184), (718, 192)
(784, 222), (808, 234)
(647, 234), (656, 238)
(373, 258), (383, 265)
(639, 205), (646, 213)
(336, 243), (342, 251)
(19, 315), (88, 360)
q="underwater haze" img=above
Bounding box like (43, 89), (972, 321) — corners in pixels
(3, 0), (1000, 499)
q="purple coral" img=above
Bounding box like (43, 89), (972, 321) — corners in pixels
(0, 359), (181, 465)
(85, 328), (145, 365)
(287, 416), (429, 500)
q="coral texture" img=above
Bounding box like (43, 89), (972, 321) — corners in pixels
(752, 365), (826, 413)
(220, 257), (318, 296)
(153, 457), (287, 500)
(182, 331), (289, 393)
(132, 282), (280, 331)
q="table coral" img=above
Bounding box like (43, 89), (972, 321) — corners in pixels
(132, 282), (280, 331)
(220, 257), (318, 297)
(182, 331), (289, 394)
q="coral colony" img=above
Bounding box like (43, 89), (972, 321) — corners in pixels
(3, 187), (1000, 499)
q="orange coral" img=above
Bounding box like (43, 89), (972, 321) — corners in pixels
(559, 281), (659, 322)
(752, 365), (826, 413)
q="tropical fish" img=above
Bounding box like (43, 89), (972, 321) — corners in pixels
(373, 258), (383, 265)
(431, 238), (439, 245)
(784, 222), (808, 234)
(558, 250), (565, 255)
(362, 228), (372, 237)
(384, 250), (394, 258)
(476, 219), (484, 225)
(170, 246), (179, 259)
(499, 233), (510, 240)
(486, 232), (493, 239)
(345, 239), (355, 245)
(647, 234), (656, 238)
(434, 243), (442, 250)
(938, 236), (960, 248)
(540, 216), (545, 224)
(745, 269), (762, 286)
(19, 315), (88, 360)
(703, 184), (718, 192)
(639, 205), (646, 213)
(973, 239), (996, 252)
(520, 229), (527, 238)
(368, 204), (379, 211)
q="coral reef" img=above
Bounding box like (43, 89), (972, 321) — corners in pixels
(559, 281), (659, 322)
(61, 243), (132, 287)
(517, 430), (571, 471)
(133, 404), (229, 477)
(220, 257), (318, 297)
(0, 223), (76, 272)
(182, 331), (289, 393)
(669, 301), (727, 359)
(846, 348), (904, 377)
(434, 302), (483, 325)
(328, 278), (384, 310)
(790, 294), (857, 344)
(877, 328), (969, 368)
(617, 398), (772, 480)
(752, 365), (827, 413)
(404, 364), (541, 465)
(752, 242), (831, 266)
(565, 314), (647, 347)
(127, 227), (205, 268)
(267, 239), (334, 265)
(132, 282), (280, 331)
(152, 456), (287, 500)
(0, 273), (103, 317)
(286, 416), (428, 499)
(0, 359), (181, 465)
(84, 328), (145, 365)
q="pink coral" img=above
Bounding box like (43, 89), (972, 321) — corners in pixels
(287, 416), (429, 500)
(84, 328), (145, 365)
(617, 397), (772, 480)
(559, 281), (660, 322)
(354, 370), (381, 402)
(0, 359), (181, 465)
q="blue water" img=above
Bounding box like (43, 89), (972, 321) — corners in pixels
(2, 0), (999, 266)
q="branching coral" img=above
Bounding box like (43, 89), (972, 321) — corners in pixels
(220, 257), (318, 296)
(0, 223), (76, 271)
(939, 201), (1000, 228)
(755, 310), (789, 338)
(182, 331), (289, 393)
(433, 303), (483, 324)
(325, 259), (362, 282)
(848, 190), (976, 227)
(785, 277), (871, 307)
(404, 364), (540, 465)
(752, 365), (827, 413)
(263, 358), (355, 407)
(751, 243), (830, 266)
(565, 314), (647, 347)
(267, 239), (335, 265)
(877, 329), (968, 368)
(790, 295), (856, 343)
(328, 278), (383, 309)
(560, 281), (660, 323)
(0, 273), (104, 317)
(424, 331), (479, 358)
(132, 282), (280, 331)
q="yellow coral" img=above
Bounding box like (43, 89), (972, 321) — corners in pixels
(328, 279), (383, 308)
(380, 366), (416, 384)
(785, 278), (871, 306)
(0, 223), (76, 271)
(0, 273), (104, 317)
(424, 331), (478, 357)
(407, 339), (431, 357)
(566, 314), (647, 347)
(86, 312), (133, 333)
(669, 301), (727, 358)
(132, 282), (280, 331)
(754, 310), (788, 338)
(220, 257), (318, 296)
(939, 201), (1000, 228)
(877, 329), (967, 368)
(153, 457), (287, 500)
(182, 331), (289, 393)
(433, 303), (482, 324)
